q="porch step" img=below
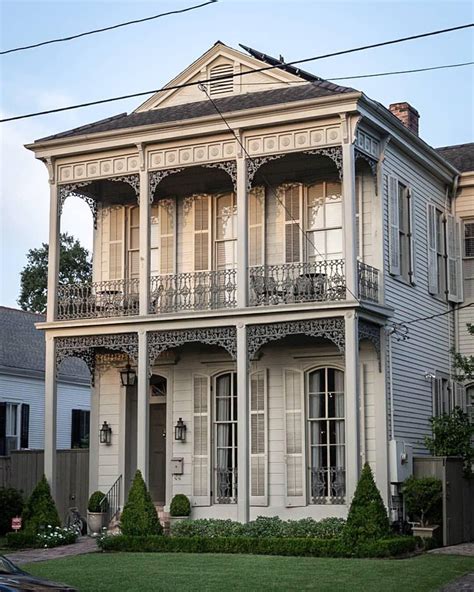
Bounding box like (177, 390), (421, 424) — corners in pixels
(155, 504), (170, 534)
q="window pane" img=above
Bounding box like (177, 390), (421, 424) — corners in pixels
(309, 369), (325, 393)
(309, 394), (325, 419)
(310, 421), (327, 446)
(325, 201), (342, 227)
(326, 229), (342, 258)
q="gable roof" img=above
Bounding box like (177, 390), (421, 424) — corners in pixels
(0, 307), (90, 383)
(435, 143), (474, 173)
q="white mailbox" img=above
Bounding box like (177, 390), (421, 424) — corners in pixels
(389, 440), (413, 483)
(171, 457), (184, 475)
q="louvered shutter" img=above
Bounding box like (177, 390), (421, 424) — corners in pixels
(192, 374), (211, 506)
(447, 215), (463, 303)
(128, 206), (140, 280)
(249, 187), (265, 267)
(20, 404), (29, 449)
(250, 370), (267, 506)
(0, 403), (6, 456)
(194, 196), (210, 271)
(284, 369), (306, 507)
(427, 204), (438, 294)
(453, 381), (467, 411)
(408, 188), (416, 284)
(151, 201), (176, 276)
(284, 185), (302, 263)
(108, 208), (124, 280)
(388, 175), (400, 275)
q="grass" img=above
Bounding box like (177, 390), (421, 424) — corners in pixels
(24, 552), (474, 592)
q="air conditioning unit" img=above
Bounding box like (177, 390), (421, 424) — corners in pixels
(389, 440), (413, 484)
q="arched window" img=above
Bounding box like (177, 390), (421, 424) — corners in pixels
(214, 371), (237, 503)
(307, 367), (345, 503)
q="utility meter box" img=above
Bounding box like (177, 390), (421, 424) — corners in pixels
(171, 457), (184, 475)
(389, 440), (413, 483)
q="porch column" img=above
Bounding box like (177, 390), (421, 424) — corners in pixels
(136, 330), (149, 483)
(44, 335), (57, 498)
(344, 311), (360, 501)
(236, 156), (248, 309)
(139, 167), (150, 316)
(342, 142), (358, 301)
(236, 323), (249, 522)
(46, 181), (59, 322)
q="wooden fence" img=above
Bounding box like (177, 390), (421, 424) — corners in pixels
(0, 449), (89, 524)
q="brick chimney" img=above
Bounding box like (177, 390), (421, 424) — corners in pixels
(389, 102), (420, 135)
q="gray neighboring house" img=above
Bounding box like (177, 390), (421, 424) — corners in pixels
(0, 307), (90, 454)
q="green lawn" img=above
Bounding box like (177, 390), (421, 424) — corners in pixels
(24, 552), (474, 592)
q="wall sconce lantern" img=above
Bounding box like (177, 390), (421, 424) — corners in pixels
(99, 421), (112, 445)
(174, 418), (187, 442)
(120, 363), (137, 387)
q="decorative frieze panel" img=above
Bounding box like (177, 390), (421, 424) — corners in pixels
(245, 124), (341, 158)
(247, 318), (345, 361)
(358, 320), (382, 371)
(148, 327), (237, 366)
(58, 154), (139, 183)
(355, 130), (380, 158)
(148, 140), (237, 170)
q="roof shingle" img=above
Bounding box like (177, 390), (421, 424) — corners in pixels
(435, 143), (474, 173)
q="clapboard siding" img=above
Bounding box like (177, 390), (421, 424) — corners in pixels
(383, 145), (456, 451)
(97, 368), (122, 491)
(0, 374), (90, 449)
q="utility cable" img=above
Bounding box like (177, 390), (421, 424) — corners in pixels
(1, 23), (473, 122)
(0, 1), (217, 55)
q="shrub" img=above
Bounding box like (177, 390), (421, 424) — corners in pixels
(22, 475), (60, 534)
(88, 491), (106, 513)
(0, 487), (24, 535)
(169, 494), (191, 517)
(120, 470), (162, 536)
(402, 476), (442, 527)
(344, 463), (390, 544)
(285, 517), (346, 539)
(171, 518), (244, 538)
(5, 531), (40, 549)
(98, 534), (417, 558)
(37, 525), (78, 548)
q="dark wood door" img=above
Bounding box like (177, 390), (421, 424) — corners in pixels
(149, 404), (166, 504)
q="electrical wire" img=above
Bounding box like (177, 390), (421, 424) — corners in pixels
(1, 22), (473, 123)
(0, 1), (218, 55)
(198, 82), (361, 304)
(394, 302), (473, 327)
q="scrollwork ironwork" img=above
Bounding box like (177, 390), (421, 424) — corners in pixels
(108, 174), (140, 199)
(247, 318), (345, 361)
(149, 168), (184, 202)
(247, 154), (285, 190)
(203, 161), (237, 192)
(304, 146), (343, 179)
(355, 148), (378, 179)
(58, 182), (98, 227)
(359, 320), (382, 371)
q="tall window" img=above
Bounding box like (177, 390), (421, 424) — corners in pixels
(214, 372), (237, 503)
(215, 193), (237, 271)
(435, 209), (447, 296)
(128, 206), (140, 280)
(388, 176), (414, 282)
(432, 376), (466, 416)
(306, 181), (343, 262)
(463, 220), (474, 301)
(71, 409), (90, 449)
(307, 368), (345, 504)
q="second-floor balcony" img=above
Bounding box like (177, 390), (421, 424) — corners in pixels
(56, 260), (379, 320)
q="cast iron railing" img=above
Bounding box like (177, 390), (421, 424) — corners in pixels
(100, 474), (122, 527)
(249, 260), (346, 306)
(357, 261), (379, 303)
(57, 279), (140, 319)
(310, 466), (345, 505)
(149, 269), (237, 314)
(215, 467), (237, 504)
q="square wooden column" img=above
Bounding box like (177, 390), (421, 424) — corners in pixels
(139, 169), (150, 316)
(46, 182), (59, 322)
(236, 324), (249, 522)
(136, 330), (149, 483)
(342, 142), (358, 301)
(44, 335), (57, 498)
(344, 311), (360, 502)
(236, 157), (248, 309)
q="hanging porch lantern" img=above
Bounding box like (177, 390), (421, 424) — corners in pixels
(99, 421), (112, 445)
(119, 363), (137, 387)
(174, 418), (187, 442)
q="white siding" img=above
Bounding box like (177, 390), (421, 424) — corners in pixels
(97, 368), (122, 491)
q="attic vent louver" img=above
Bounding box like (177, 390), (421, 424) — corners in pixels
(209, 63), (234, 96)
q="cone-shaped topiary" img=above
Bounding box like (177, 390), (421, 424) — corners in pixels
(120, 470), (162, 536)
(344, 463), (390, 543)
(22, 475), (60, 534)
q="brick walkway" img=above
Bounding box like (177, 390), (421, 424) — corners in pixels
(4, 536), (97, 565)
(429, 543), (474, 592)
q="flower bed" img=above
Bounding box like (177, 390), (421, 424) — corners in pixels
(6, 526), (78, 550)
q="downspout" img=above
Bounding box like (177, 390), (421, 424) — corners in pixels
(451, 175), (461, 372)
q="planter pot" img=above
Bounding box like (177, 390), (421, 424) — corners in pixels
(87, 511), (104, 537)
(412, 525), (440, 539)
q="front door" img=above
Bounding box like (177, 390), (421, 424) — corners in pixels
(149, 403), (166, 504)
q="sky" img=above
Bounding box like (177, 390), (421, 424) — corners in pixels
(0, 0), (473, 308)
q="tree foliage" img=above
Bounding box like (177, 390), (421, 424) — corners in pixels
(22, 475), (60, 534)
(452, 323), (474, 382)
(120, 470), (162, 536)
(402, 476), (442, 527)
(18, 233), (92, 313)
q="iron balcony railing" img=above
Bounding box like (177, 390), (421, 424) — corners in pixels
(215, 467), (237, 504)
(57, 279), (140, 320)
(310, 466), (346, 505)
(249, 260), (346, 306)
(149, 269), (237, 314)
(357, 261), (379, 303)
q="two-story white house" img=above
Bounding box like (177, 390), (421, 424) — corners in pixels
(26, 42), (469, 523)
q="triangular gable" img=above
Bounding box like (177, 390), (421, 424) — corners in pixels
(135, 41), (306, 112)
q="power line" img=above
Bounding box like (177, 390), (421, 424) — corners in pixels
(0, 1), (217, 55)
(197, 83), (361, 304)
(1, 22), (473, 123)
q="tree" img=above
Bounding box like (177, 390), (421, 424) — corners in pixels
(120, 470), (162, 536)
(452, 323), (474, 382)
(22, 475), (60, 534)
(18, 233), (92, 313)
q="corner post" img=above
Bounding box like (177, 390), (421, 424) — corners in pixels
(136, 330), (149, 483)
(236, 324), (249, 522)
(344, 311), (360, 501)
(44, 335), (57, 498)
(342, 137), (358, 301)
(138, 145), (150, 316)
(46, 165), (59, 322)
(236, 155), (248, 309)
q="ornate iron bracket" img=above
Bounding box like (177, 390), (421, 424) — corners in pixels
(56, 333), (138, 385)
(203, 161), (237, 192)
(354, 148), (378, 185)
(358, 320), (382, 371)
(148, 326), (237, 367)
(149, 168), (184, 202)
(108, 174), (140, 200)
(247, 318), (345, 361)
(247, 154), (285, 190)
(303, 146), (343, 179)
